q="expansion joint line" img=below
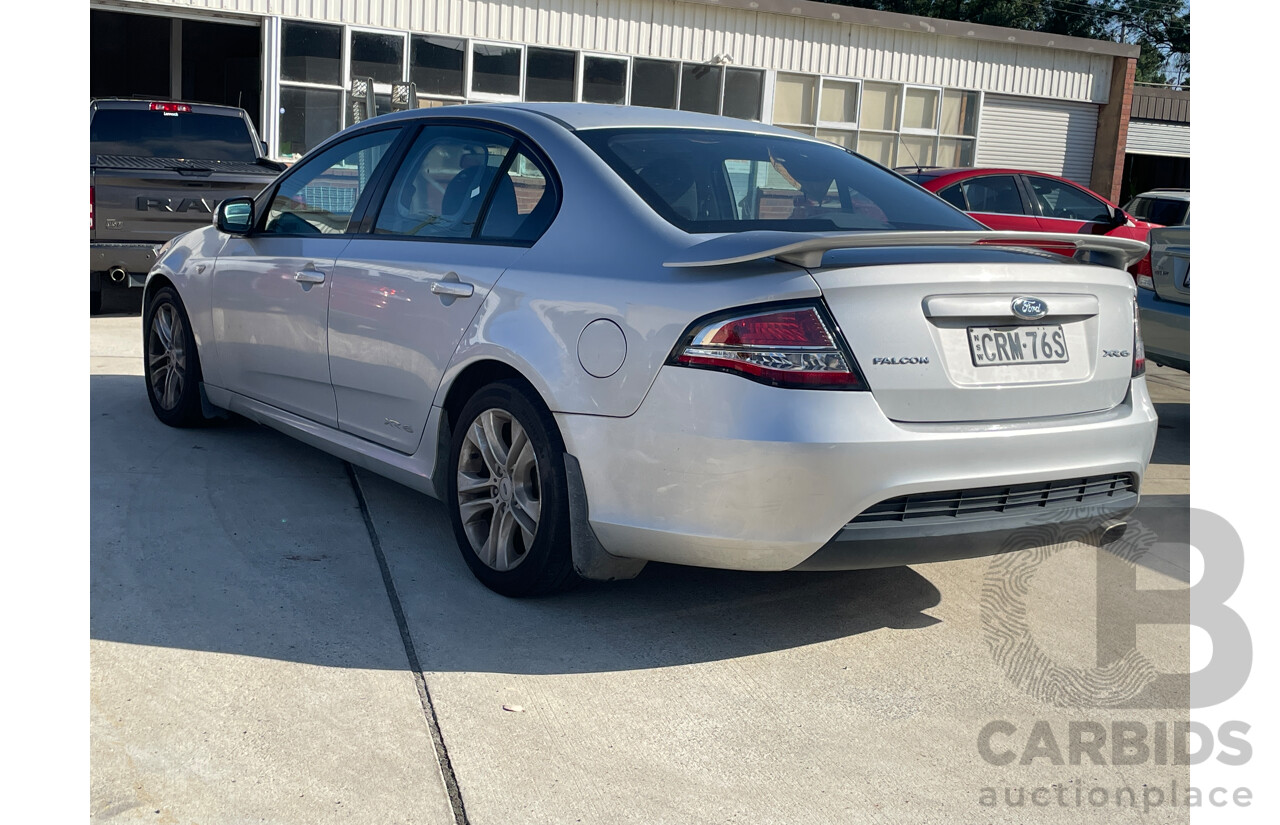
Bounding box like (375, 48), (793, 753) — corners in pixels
(345, 462), (470, 825)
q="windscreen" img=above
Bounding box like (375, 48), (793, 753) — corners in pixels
(90, 109), (259, 162)
(580, 128), (984, 233)
(1125, 196), (1189, 226)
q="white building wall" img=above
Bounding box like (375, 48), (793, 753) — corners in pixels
(111, 0), (1114, 103)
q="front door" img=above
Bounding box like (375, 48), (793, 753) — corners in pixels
(211, 127), (403, 426)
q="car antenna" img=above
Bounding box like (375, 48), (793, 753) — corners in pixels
(898, 139), (924, 174)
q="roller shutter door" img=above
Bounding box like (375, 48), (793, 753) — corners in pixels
(975, 94), (1099, 185)
(1126, 120), (1190, 157)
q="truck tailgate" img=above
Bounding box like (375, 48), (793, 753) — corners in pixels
(92, 156), (276, 244)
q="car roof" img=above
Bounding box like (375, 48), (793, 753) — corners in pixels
(356, 102), (810, 138)
(1129, 189), (1191, 201)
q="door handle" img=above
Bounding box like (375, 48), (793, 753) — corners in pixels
(295, 269), (326, 284)
(430, 280), (474, 298)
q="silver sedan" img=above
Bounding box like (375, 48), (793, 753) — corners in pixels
(143, 103), (1157, 596)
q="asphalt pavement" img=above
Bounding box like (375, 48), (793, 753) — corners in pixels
(90, 310), (1192, 824)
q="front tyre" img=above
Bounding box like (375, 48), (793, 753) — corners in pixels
(445, 380), (579, 597)
(143, 286), (207, 427)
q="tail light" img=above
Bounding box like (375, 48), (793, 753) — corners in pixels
(1132, 298), (1146, 377)
(90, 185), (95, 231)
(1130, 251), (1154, 288)
(668, 302), (865, 390)
(150, 102), (192, 113)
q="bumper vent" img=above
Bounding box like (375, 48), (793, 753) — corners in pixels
(851, 473), (1138, 525)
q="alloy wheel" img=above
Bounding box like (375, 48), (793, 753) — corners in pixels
(456, 408), (541, 571)
(147, 302), (187, 411)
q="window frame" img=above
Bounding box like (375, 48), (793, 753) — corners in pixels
(253, 123), (412, 237)
(1022, 174), (1113, 224)
(347, 118), (563, 248)
(468, 39), (525, 102)
(579, 51), (630, 105)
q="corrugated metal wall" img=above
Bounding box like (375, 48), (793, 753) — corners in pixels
(975, 94), (1099, 184)
(1126, 120), (1190, 158)
(119, 0), (1113, 102)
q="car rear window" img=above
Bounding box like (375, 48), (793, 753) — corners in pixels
(579, 128), (983, 233)
(1125, 196), (1189, 226)
(90, 108), (258, 162)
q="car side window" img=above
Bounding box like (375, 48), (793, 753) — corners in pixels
(373, 126), (514, 239)
(478, 150), (557, 243)
(263, 129), (401, 235)
(958, 176), (1024, 215)
(936, 183), (967, 210)
(1027, 176), (1111, 223)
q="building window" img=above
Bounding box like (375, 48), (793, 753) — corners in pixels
(471, 42), (521, 98)
(350, 30), (405, 85)
(775, 74), (860, 147)
(526, 47), (576, 102)
(278, 21), (346, 159)
(411, 36), (465, 98)
(632, 59), (679, 109)
(583, 55), (627, 104)
(279, 86), (342, 159)
(679, 64), (722, 114)
(281, 22), (342, 86)
(938, 89), (979, 166)
(723, 68), (764, 121)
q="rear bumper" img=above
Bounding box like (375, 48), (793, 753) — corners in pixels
(555, 367), (1158, 571)
(90, 243), (158, 288)
(793, 496), (1135, 571)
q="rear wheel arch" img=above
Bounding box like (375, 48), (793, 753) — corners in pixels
(433, 359), (557, 485)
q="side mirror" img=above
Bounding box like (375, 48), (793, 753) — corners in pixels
(1108, 206), (1130, 228)
(215, 197), (255, 235)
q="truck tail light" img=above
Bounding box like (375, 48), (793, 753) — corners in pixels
(669, 302), (866, 390)
(149, 102), (192, 113)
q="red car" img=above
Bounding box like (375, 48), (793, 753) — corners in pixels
(898, 167), (1160, 274)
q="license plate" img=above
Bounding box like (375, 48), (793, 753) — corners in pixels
(968, 325), (1068, 367)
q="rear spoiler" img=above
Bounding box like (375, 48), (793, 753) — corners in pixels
(663, 230), (1150, 270)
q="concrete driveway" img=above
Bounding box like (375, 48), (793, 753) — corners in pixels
(91, 312), (1191, 824)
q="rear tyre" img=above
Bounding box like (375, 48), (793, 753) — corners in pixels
(143, 286), (207, 428)
(445, 380), (579, 597)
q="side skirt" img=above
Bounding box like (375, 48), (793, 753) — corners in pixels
(203, 383), (443, 500)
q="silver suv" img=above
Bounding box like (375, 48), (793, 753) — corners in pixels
(1123, 188), (1190, 227)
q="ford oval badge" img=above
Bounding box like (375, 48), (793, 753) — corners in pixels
(1011, 297), (1048, 320)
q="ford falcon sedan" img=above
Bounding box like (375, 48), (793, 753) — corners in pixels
(143, 103), (1157, 596)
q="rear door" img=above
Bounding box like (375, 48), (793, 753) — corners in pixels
(328, 125), (558, 453)
(938, 174), (1043, 233)
(210, 126), (404, 426)
(1023, 174), (1118, 235)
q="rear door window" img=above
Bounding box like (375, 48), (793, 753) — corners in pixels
(1026, 176), (1112, 223)
(373, 126), (514, 239)
(956, 176), (1025, 215)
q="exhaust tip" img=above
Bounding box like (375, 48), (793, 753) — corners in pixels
(1098, 522), (1128, 546)
(108, 267), (128, 284)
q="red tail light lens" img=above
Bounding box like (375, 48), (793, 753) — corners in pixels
(670, 303), (865, 390)
(149, 102), (192, 113)
(1132, 298), (1146, 377)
